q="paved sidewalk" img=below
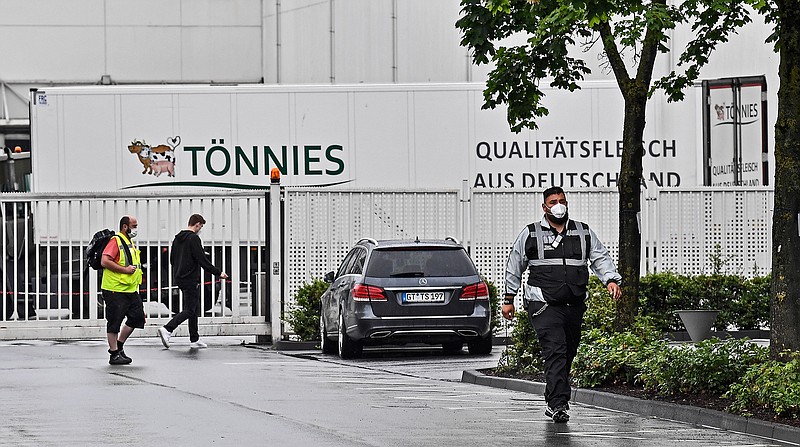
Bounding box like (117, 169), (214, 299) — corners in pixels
(462, 370), (800, 445)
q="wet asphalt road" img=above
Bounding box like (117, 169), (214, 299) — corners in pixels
(0, 337), (794, 447)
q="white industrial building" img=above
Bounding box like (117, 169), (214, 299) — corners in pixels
(0, 0), (780, 164)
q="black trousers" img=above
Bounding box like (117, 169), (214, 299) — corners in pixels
(527, 300), (586, 408)
(164, 285), (201, 342)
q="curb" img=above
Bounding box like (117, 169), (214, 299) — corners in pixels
(272, 340), (320, 351)
(461, 370), (800, 445)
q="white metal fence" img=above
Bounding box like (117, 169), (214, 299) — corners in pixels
(285, 189), (461, 300)
(0, 186), (774, 340)
(1, 191), (270, 340)
(465, 187), (773, 291)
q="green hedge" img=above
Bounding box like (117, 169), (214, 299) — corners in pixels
(639, 272), (770, 332)
(572, 322), (667, 388)
(638, 337), (768, 395)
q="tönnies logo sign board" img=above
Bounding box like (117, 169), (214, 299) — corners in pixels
(702, 76), (769, 187)
(31, 83), (712, 192)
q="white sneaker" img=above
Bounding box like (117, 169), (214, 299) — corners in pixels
(189, 340), (208, 349)
(157, 327), (171, 348)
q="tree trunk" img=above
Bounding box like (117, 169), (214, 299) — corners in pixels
(771, 1), (800, 358)
(615, 88), (647, 331)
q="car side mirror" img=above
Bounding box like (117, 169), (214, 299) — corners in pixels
(324, 271), (334, 283)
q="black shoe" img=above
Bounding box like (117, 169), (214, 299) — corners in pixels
(545, 404), (570, 423)
(118, 349), (132, 363)
(109, 350), (132, 365)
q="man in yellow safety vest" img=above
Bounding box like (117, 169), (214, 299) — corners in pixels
(101, 215), (144, 365)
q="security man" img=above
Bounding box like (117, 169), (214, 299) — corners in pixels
(101, 215), (144, 365)
(502, 186), (621, 423)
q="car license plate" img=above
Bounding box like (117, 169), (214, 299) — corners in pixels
(403, 292), (445, 303)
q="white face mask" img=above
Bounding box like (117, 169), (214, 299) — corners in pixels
(548, 203), (568, 219)
(128, 228), (138, 239)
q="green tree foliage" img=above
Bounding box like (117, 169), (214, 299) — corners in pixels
(457, 0), (752, 331)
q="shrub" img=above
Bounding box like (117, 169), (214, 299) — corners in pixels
(583, 276), (617, 333)
(733, 274), (771, 330)
(286, 278), (329, 341)
(693, 274), (745, 330)
(496, 310), (543, 376)
(638, 272), (698, 332)
(638, 272), (770, 332)
(484, 277), (501, 334)
(638, 337), (768, 395)
(572, 322), (667, 388)
(726, 351), (800, 418)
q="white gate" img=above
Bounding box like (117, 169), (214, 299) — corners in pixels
(0, 191), (270, 340)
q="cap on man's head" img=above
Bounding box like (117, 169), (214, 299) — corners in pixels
(543, 186), (565, 202)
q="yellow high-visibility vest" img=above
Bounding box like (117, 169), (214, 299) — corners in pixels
(100, 233), (142, 293)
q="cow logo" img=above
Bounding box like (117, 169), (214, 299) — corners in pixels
(714, 104), (725, 121)
(127, 137), (179, 177)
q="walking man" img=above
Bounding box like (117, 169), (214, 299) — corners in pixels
(101, 215), (144, 365)
(158, 214), (228, 349)
(502, 187), (622, 422)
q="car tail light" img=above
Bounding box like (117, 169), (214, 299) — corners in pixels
(352, 283), (387, 302)
(461, 281), (489, 300)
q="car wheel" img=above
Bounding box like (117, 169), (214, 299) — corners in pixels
(442, 341), (463, 354)
(467, 334), (493, 355)
(338, 310), (362, 359)
(320, 313), (337, 354)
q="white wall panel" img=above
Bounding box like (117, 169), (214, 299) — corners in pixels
(234, 92), (291, 144)
(396, 0), (465, 82)
(352, 91), (410, 186)
(61, 95), (120, 192)
(181, 27), (262, 81)
(279, 0), (330, 84)
(0, 0), (103, 26)
(180, 0), (262, 26)
(333, 0), (393, 83)
(262, 0), (278, 83)
(294, 91), (349, 137)
(0, 26), (105, 80)
(106, 27), (182, 81)
(412, 90), (469, 188)
(105, 0), (181, 26)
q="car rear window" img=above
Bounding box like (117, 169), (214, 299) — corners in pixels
(365, 248), (477, 278)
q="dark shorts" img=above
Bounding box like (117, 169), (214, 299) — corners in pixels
(103, 290), (145, 333)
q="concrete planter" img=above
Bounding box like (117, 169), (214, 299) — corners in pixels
(676, 310), (720, 342)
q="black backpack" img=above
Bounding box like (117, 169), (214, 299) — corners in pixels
(86, 229), (132, 270)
